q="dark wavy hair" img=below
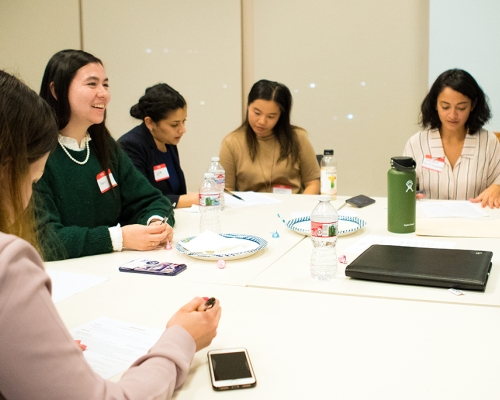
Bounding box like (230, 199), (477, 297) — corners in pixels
(130, 83), (186, 122)
(39, 49), (116, 172)
(0, 70), (58, 248)
(241, 79), (300, 164)
(420, 69), (491, 135)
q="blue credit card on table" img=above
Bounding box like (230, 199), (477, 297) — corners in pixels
(119, 259), (187, 276)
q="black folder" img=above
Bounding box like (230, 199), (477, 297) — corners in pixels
(345, 245), (493, 291)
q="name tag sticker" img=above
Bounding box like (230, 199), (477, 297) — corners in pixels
(273, 185), (292, 194)
(154, 163), (170, 182)
(422, 155), (445, 172)
(97, 169), (118, 193)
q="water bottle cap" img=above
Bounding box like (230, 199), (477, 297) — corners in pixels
(391, 156), (416, 172)
(323, 149), (334, 156)
(204, 172), (214, 178)
(211, 156), (220, 161)
(319, 195), (331, 202)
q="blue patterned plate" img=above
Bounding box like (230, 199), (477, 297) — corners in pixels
(286, 215), (366, 237)
(176, 233), (268, 260)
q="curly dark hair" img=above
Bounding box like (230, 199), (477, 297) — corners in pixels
(420, 69), (491, 135)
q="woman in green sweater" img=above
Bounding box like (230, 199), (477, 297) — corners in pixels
(36, 50), (174, 260)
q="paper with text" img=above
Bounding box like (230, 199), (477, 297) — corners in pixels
(418, 201), (488, 218)
(224, 191), (282, 208)
(70, 317), (162, 379)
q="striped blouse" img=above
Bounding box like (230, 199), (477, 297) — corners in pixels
(403, 129), (500, 200)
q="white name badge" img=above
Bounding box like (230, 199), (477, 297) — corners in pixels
(422, 155), (445, 172)
(273, 185), (292, 194)
(96, 169), (118, 193)
(154, 163), (170, 182)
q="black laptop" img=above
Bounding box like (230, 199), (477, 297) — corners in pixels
(345, 245), (493, 291)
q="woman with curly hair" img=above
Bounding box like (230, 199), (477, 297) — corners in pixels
(404, 69), (500, 208)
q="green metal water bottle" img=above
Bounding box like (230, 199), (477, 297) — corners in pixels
(387, 156), (416, 233)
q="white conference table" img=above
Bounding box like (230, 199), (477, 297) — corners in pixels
(249, 196), (500, 308)
(46, 193), (313, 287)
(54, 273), (500, 400)
(47, 193), (500, 399)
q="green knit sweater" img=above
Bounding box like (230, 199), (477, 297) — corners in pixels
(35, 138), (174, 261)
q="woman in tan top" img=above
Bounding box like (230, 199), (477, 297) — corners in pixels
(219, 79), (320, 194)
(0, 70), (221, 399)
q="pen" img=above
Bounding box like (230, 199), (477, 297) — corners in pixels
(224, 188), (244, 201)
(204, 297), (216, 311)
(337, 202), (346, 211)
(161, 216), (172, 249)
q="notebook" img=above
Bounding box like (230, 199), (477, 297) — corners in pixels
(345, 245), (493, 291)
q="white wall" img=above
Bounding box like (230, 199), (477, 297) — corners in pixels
(429, 0), (500, 131)
(1, 0), (455, 197)
(246, 0), (429, 196)
(81, 0), (242, 190)
(0, 0), (80, 88)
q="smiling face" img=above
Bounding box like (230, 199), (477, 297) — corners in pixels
(247, 99), (281, 138)
(436, 87), (473, 134)
(146, 107), (187, 149)
(66, 62), (110, 130)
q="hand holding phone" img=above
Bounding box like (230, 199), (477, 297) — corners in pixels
(208, 348), (257, 390)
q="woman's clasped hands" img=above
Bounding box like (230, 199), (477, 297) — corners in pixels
(122, 222), (173, 250)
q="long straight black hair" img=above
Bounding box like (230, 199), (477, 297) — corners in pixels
(241, 79), (300, 164)
(39, 49), (115, 172)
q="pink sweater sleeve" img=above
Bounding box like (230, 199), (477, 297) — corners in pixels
(0, 233), (195, 400)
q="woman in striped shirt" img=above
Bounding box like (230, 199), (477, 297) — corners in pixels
(404, 69), (500, 208)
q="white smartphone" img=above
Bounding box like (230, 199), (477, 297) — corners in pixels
(207, 348), (257, 391)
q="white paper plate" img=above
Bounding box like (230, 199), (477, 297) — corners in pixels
(285, 215), (366, 237)
(176, 233), (268, 260)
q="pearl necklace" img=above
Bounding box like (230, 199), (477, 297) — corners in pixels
(58, 135), (90, 165)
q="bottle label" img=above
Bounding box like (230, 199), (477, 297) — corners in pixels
(311, 221), (337, 238)
(199, 193), (220, 207)
(320, 168), (337, 195)
(214, 173), (225, 188)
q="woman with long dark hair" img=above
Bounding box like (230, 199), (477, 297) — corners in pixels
(219, 79), (320, 194)
(0, 70), (221, 399)
(119, 83), (198, 208)
(37, 50), (174, 260)
(404, 69), (500, 207)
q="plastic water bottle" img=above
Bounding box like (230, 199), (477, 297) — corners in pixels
(199, 172), (221, 233)
(310, 195), (338, 280)
(207, 156), (225, 210)
(320, 149), (337, 199)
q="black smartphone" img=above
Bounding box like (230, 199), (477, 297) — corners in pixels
(345, 194), (375, 208)
(118, 259), (187, 276)
(207, 348), (257, 390)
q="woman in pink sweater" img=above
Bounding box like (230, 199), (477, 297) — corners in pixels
(0, 70), (221, 399)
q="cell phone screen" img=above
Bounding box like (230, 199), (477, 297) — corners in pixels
(210, 352), (252, 381)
